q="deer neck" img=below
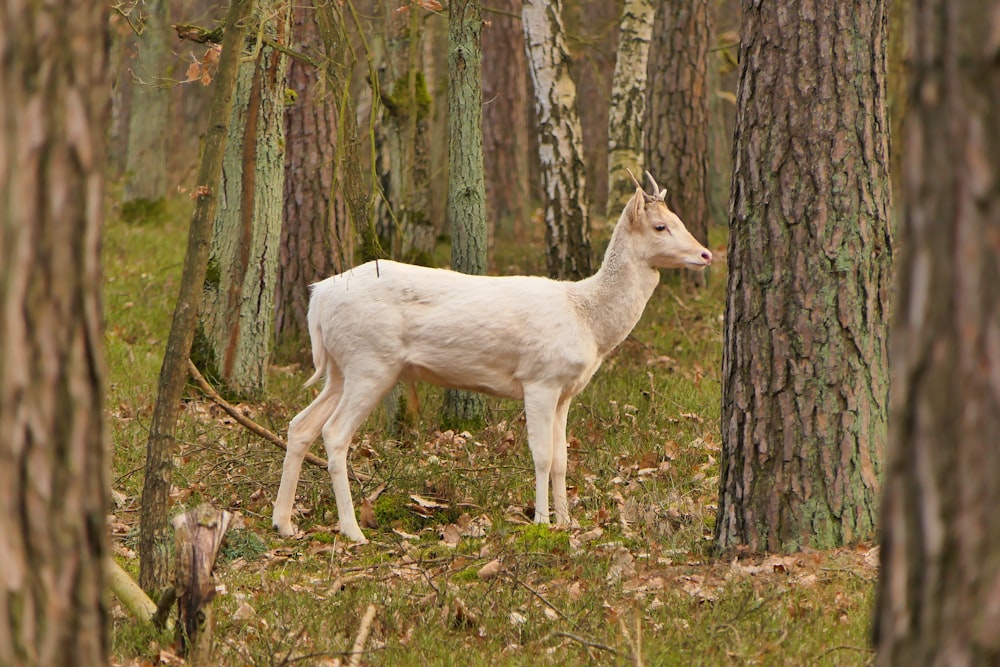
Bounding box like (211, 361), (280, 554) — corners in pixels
(571, 227), (660, 357)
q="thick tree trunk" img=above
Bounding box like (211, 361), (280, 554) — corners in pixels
(275, 5), (350, 353)
(874, 0), (1000, 663)
(607, 0), (655, 219)
(522, 0), (592, 280)
(122, 0), (171, 219)
(196, 2), (290, 397)
(0, 2), (110, 664)
(139, 0), (253, 593)
(716, 0), (891, 553)
(645, 0), (712, 252)
(443, 0), (488, 426)
(482, 0), (531, 242)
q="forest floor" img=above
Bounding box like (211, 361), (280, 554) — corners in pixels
(105, 198), (877, 666)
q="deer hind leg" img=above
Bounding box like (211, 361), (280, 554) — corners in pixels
(273, 366), (344, 537)
(320, 368), (399, 543)
(524, 385), (560, 524)
(551, 394), (572, 526)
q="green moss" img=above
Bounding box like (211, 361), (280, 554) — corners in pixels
(384, 71), (431, 121)
(120, 197), (167, 224)
(513, 524), (571, 555)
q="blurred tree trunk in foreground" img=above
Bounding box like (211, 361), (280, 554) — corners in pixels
(196, 1), (291, 397)
(874, 0), (1000, 663)
(716, 0), (891, 552)
(0, 2), (110, 664)
(522, 0), (592, 280)
(442, 0), (487, 426)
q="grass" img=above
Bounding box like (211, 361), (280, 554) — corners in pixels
(104, 198), (876, 666)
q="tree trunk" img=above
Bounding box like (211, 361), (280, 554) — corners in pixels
(715, 0), (891, 553)
(275, 5), (351, 354)
(874, 0), (1000, 663)
(122, 0), (171, 220)
(482, 0), (531, 244)
(442, 0), (488, 426)
(139, 0), (254, 593)
(645, 0), (712, 254)
(522, 0), (593, 280)
(606, 0), (655, 219)
(196, 2), (290, 397)
(0, 2), (110, 664)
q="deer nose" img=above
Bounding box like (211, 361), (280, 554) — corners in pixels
(701, 249), (713, 265)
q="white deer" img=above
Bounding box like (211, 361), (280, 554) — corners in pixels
(272, 172), (712, 543)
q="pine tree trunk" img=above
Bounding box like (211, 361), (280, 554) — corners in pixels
(196, 2), (290, 397)
(874, 0), (1000, 662)
(0, 3), (110, 664)
(139, 0), (254, 593)
(122, 0), (171, 219)
(645, 0), (712, 251)
(482, 0), (531, 242)
(715, 0), (891, 553)
(522, 0), (592, 280)
(275, 5), (350, 353)
(443, 0), (488, 426)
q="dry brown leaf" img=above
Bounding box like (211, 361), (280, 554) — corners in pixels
(477, 559), (501, 581)
(360, 497), (378, 529)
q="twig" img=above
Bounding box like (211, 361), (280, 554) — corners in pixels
(186, 358), (328, 470)
(545, 631), (620, 656)
(505, 572), (573, 625)
(333, 603), (377, 667)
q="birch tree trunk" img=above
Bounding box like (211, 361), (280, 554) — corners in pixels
(0, 2), (110, 663)
(122, 0), (171, 220)
(715, 0), (891, 552)
(645, 0), (712, 254)
(607, 0), (654, 219)
(874, 0), (1000, 662)
(442, 0), (487, 426)
(139, 0), (253, 592)
(522, 0), (592, 280)
(196, 1), (290, 397)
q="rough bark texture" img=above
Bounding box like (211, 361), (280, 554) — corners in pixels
(197, 2), (290, 397)
(0, 2), (110, 664)
(139, 0), (253, 593)
(645, 0), (712, 250)
(874, 1), (1000, 663)
(275, 5), (351, 353)
(607, 0), (655, 219)
(122, 0), (171, 215)
(482, 0), (531, 240)
(522, 0), (593, 280)
(443, 0), (488, 425)
(716, 0), (892, 553)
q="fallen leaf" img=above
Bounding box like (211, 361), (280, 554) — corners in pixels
(477, 559), (501, 581)
(360, 497), (378, 529)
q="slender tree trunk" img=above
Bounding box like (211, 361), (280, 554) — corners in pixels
(443, 0), (488, 426)
(196, 1), (290, 397)
(139, 0), (253, 593)
(874, 0), (1000, 662)
(607, 0), (655, 218)
(645, 0), (712, 255)
(715, 0), (891, 553)
(275, 5), (349, 355)
(122, 0), (171, 220)
(522, 0), (593, 280)
(482, 0), (530, 244)
(0, 2), (110, 664)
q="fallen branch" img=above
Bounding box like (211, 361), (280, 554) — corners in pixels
(107, 559), (172, 630)
(332, 603), (378, 667)
(545, 631), (620, 656)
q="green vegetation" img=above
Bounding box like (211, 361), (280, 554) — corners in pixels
(105, 198), (876, 665)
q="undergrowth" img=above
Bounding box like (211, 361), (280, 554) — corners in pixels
(104, 197), (876, 666)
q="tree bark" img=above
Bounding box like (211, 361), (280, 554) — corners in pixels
(139, 0), (253, 593)
(874, 0), (1000, 663)
(715, 0), (892, 553)
(196, 1), (291, 397)
(482, 0), (531, 242)
(522, 0), (593, 280)
(607, 0), (655, 219)
(0, 2), (110, 664)
(645, 0), (712, 253)
(443, 0), (488, 426)
(122, 0), (171, 219)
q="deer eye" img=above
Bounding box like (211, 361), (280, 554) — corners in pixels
(653, 223), (668, 232)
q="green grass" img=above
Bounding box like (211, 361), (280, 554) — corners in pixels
(105, 198), (876, 666)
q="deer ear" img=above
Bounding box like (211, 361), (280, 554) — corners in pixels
(627, 187), (645, 227)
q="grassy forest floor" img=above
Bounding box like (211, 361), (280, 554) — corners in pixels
(105, 198), (877, 666)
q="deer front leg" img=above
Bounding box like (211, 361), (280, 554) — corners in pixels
(524, 386), (560, 524)
(551, 395), (572, 526)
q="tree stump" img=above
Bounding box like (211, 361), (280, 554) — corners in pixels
(172, 504), (233, 664)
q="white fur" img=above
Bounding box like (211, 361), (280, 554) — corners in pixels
(272, 185), (712, 543)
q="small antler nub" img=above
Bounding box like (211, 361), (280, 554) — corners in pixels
(645, 171), (666, 201)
